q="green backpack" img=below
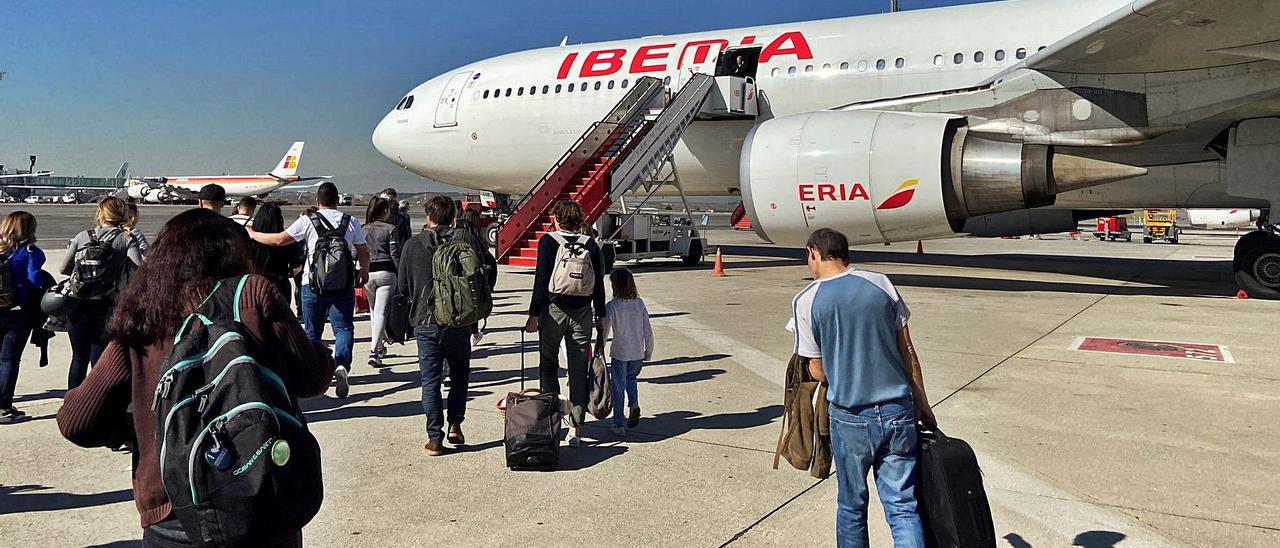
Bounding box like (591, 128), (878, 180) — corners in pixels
(431, 233), (493, 328)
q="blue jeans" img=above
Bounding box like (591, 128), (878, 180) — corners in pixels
(610, 358), (642, 427)
(300, 285), (355, 370)
(415, 323), (472, 443)
(0, 322), (31, 409)
(829, 397), (925, 548)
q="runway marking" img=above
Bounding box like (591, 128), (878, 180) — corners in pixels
(1068, 336), (1234, 363)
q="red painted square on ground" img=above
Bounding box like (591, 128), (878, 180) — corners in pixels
(1069, 337), (1234, 363)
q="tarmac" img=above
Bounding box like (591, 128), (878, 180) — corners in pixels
(0, 204), (1277, 547)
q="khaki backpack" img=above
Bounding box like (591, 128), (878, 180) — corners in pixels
(774, 354), (832, 479)
(548, 232), (595, 296)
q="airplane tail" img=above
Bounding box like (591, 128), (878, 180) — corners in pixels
(269, 142), (305, 179)
(115, 162), (129, 179)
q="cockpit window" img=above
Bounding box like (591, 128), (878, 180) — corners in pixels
(395, 95), (415, 110)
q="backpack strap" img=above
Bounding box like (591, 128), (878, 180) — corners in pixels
(548, 232), (568, 246)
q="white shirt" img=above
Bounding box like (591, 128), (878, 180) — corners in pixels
(285, 208), (367, 285)
(228, 214), (252, 226)
(603, 297), (655, 362)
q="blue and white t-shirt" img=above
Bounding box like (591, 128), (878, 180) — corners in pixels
(791, 269), (911, 409)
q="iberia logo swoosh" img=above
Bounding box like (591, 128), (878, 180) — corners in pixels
(876, 179), (918, 210)
(283, 156), (298, 169)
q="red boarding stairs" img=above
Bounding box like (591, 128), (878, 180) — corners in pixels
(731, 201), (753, 231)
(497, 73), (719, 266)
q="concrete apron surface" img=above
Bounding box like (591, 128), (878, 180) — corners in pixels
(1, 232), (1277, 547)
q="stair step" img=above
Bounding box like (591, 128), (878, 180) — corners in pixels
(518, 247), (541, 258)
(503, 256), (537, 268)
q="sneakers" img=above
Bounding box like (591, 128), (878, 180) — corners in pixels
(334, 367), (350, 399)
(447, 423), (465, 446)
(611, 425), (627, 437)
(567, 435), (581, 448)
(423, 440), (446, 457)
(367, 352), (381, 367)
(472, 330), (484, 345)
(0, 408), (28, 425)
(627, 406), (641, 428)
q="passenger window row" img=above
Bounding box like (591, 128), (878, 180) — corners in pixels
(477, 76), (677, 100)
(932, 45), (1046, 67)
(769, 56), (906, 79)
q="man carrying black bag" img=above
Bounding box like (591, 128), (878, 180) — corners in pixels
(790, 228), (935, 548)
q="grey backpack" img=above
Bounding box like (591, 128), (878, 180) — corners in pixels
(587, 332), (613, 420)
(548, 232), (595, 296)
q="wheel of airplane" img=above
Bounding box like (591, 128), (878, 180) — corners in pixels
(1234, 230), (1280, 300)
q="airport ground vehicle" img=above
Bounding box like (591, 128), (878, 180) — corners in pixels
(595, 209), (706, 268)
(60, 193), (78, 204)
(461, 191), (504, 246)
(1142, 209), (1180, 244)
(1093, 217), (1131, 242)
(23, 195), (40, 204)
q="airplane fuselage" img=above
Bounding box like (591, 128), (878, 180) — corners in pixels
(373, 0), (1125, 197)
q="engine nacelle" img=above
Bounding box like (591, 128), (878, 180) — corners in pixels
(961, 209), (1128, 237)
(740, 111), (1143, 245)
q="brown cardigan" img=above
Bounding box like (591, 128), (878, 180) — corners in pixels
(57, 275), (336, 528)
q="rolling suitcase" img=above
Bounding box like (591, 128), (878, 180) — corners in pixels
(917, 427), (996, 548)
(502, 331), (562, 470)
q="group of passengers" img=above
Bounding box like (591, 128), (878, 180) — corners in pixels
(31, 180), (656, 544)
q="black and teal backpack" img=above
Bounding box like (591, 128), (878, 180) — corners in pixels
(152, 275), (322, 545)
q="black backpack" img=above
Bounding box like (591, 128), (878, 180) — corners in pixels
(153, 275), (322, 546)
(0, 249), (17, 310)
(68, 228), (132, 300)
(307, 213), (355, 297)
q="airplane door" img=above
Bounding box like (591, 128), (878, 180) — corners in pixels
(434, 70), (473, 128)
(676, 40), (728, 89)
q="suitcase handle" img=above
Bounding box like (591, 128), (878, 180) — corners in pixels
(918, 425), (948, 441)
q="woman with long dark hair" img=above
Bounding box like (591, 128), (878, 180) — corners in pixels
(362, 197), (400, 366)
(0, 211), (45, 424)
(250, 202), (301, 300)
(57, 209), (334, 546)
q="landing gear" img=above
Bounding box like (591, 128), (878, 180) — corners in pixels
(485, 222), (500, 248)
(1234, 225), (1280, 300)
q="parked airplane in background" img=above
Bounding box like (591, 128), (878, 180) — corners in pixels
(125, 142), (328, 203)
(373, 0), (1280, 298)
(1188, 209), (1263, 230)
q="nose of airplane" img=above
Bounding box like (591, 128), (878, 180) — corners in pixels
(371, 114), (402, 166)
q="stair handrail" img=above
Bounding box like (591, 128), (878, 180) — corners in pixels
(496, 76), (666, 261)
(504, 76), (665, 218)
(608, 73), (715, 201)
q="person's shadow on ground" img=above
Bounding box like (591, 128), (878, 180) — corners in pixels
(0, 484), (133, 515)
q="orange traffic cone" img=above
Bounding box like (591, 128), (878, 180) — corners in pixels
(1237, 289), (1249, 299)
(915, 240), (924, 255)
(711, 247), (727, 277)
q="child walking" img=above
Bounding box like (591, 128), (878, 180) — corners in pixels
(603, 269), (654, 436)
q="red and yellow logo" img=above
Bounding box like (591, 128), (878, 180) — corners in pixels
(876, 179), (918, 211)
(283, 156), (297, 169)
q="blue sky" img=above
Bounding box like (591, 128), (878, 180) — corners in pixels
(0, 0), (984, 193)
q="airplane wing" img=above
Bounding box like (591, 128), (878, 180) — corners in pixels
(276, 177), (331, 190)
(991, 0), (1279, 78)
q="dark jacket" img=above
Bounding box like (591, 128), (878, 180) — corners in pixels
(397, 225), (489, 326)
(390, 210), (413, 256)
(363, 219), (402, 271)
(528, 232), (606, 319)
(57, 276), (335, 528)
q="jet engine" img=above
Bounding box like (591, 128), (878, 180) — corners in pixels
(740, 111), (1147, 245)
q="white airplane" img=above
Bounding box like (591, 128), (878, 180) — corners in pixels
(126, 142), (329, 203)
(1188, 209), (1263, 229)
(372, 0), (1280, 298)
